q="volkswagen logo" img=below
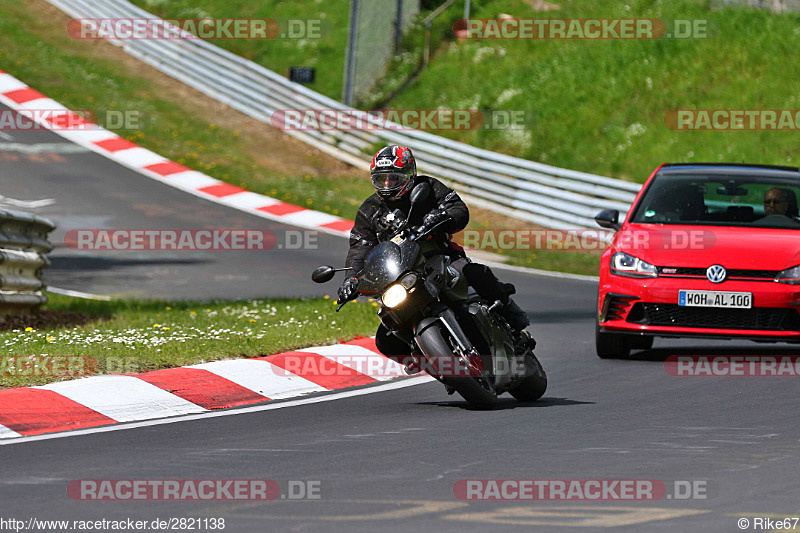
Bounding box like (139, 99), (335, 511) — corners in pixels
(706, 264), (727, 283)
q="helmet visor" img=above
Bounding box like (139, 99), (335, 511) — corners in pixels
(371, 172), (410, 192)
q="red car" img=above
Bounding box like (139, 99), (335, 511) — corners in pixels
(595, 163), (800, 358)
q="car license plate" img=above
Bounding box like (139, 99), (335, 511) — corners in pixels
(678, 290), (752, 309)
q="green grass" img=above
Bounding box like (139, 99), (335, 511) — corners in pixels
(381, 0), (800, 180)
(0, 293), (380, 389)
(130, 0), (353, 102)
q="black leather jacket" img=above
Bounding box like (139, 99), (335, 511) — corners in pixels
(345, 175), (469, 277)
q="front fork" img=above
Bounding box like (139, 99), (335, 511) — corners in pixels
(413, 306), (494, 392)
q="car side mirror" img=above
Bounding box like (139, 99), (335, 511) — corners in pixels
(595, 209), (621, 230)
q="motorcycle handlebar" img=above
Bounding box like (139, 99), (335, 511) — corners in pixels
(410, 218), (450, 241)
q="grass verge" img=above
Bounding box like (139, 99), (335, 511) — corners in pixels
(0, 293), (379, 389)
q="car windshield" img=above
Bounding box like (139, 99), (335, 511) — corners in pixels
(630, 170), (800, 229)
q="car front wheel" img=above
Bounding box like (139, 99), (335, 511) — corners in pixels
(596, 322), (631, 359)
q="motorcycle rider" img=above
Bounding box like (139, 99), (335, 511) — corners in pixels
(337, 145), (533, 367)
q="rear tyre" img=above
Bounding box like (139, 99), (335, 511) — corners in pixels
(596, 322), (631, 359)
(509, 353), (547, 402)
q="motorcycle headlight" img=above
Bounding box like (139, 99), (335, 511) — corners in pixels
(610, 252), (658, 278)
(776, 265), (800, 284)
(382, 284), (408, 308)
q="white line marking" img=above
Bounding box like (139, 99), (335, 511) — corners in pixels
(0, 142), (89, 154)
(46, 287), (112, 301)
(35, 375), (206, 422)
(0, 131), (14, 141)
(0, 195), (54, 208)
(0, 375), (434, 446)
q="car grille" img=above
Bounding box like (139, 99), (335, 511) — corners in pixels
(657, 267), (779, 280)
(627, 303), (800, 331)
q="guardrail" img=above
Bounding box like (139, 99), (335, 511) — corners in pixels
(46, 0), (642, 229)
(0, 210), (55, 314)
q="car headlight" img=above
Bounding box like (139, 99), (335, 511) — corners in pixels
(776, 265), (800, 284)
(382, 284), (408, 308)
(610, 252), (658, 278)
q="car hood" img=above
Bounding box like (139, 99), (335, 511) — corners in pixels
(617, 224), (800, 270)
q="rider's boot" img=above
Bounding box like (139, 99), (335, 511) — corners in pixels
(500, 296), (530, 332)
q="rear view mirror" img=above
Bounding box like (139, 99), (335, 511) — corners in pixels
(717, 181), (748, 196)
(410, 183), (430, 205)
(595, 209), (621, 230)
(312, 265), (336, 283)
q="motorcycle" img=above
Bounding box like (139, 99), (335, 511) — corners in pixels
(312, 182), (547, 409)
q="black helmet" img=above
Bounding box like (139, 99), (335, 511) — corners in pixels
(370, 145), (416, 200)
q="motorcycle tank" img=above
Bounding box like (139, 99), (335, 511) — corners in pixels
(359, 240), (420, 294)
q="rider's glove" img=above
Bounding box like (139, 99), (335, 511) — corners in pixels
(337, 276), (360, 303)
(422, 208), (450, 229)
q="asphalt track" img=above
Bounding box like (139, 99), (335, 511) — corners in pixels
(2, 102), (800, 532)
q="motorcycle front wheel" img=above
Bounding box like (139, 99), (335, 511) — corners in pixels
(416, 321), (498, 410)
(508, 353), (548, 402)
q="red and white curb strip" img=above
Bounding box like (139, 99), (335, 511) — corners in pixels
(0, 69), (354, 237)
(0, 338), (411, 440)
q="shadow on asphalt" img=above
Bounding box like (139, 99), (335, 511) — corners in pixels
(628, 345), (800, 362)
(528, 310), (597, 323)
(417, 396), (594, 411)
